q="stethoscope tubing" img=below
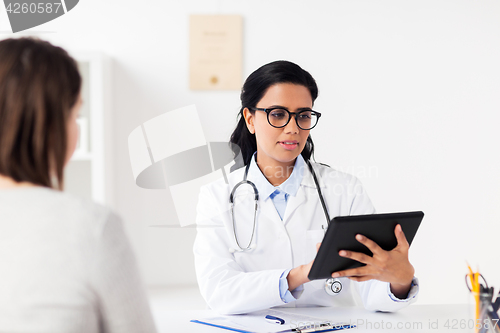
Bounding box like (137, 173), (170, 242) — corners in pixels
(229, 163), (258, 252)
(228, 158), (342, 295)
(229, 159), (330, 252)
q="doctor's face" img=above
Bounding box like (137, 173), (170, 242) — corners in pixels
(243, 83), (312, 169)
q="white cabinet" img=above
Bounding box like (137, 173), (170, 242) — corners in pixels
(64, 53), (112, 206)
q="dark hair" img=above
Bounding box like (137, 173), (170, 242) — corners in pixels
(229, 60), (318, 166)
(0, 37), (81, 189)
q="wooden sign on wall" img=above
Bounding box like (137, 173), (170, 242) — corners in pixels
(189, 15), (243, 90)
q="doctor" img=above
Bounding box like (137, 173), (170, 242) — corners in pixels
(193, 60), (418, 315)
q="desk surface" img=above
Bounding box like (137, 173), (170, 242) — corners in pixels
(151, 304), (475, 333)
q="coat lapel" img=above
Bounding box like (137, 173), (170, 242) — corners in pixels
(259, 196), (282, 222)
(282, 162), (324, 225)
(282, 186), (307, 224)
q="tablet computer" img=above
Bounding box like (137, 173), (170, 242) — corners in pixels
(308, 211), (424, 281)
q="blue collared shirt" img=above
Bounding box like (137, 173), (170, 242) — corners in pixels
(247, 153), (304, 221)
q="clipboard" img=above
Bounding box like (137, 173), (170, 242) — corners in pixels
(190, 319), (253, 333)
(190, 309), (355, 333)
(191, 319), (354, 333)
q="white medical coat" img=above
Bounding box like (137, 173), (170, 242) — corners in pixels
(193, 161), (418, 315)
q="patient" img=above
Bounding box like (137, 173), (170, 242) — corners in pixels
(0, 38), (157, 332)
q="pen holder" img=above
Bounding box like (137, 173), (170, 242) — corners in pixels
(469, 290), (499, 333)
(465, 270), (500, 333)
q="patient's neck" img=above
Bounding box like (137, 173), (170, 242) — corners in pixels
(0, 174), (36, 189)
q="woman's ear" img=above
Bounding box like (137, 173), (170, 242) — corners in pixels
(242, 108), (255, 134)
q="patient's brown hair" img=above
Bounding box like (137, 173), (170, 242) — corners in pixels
(0, 38), (81, 189)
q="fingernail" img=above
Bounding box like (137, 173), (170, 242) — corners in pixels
(339, 250), (346, 256)
(356, 234), (363, 241)
(332, 273), (339, 278)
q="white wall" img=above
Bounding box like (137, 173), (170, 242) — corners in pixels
(1, 0), (499, 305)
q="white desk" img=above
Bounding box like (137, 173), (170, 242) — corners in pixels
(151, 303), (474, 333)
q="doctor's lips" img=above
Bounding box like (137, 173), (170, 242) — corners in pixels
(278, 140), (299, 150)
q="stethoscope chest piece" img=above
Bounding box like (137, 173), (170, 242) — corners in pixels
(324, 278), (342, 296)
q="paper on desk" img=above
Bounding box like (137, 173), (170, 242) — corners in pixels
(193, 308), (351, 333)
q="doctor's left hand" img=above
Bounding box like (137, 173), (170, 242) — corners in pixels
(331, 224), (414, 299)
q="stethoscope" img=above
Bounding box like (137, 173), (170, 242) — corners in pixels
(228, 158), (343, 296)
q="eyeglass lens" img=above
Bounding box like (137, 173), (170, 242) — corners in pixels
(268, 109), (318, 130)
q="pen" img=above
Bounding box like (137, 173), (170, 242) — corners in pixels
(474, 269), (480, 322)
(467, 263), (480, 325)
(265, 315), (285, 325)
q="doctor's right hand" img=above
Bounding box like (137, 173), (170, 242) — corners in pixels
(331, 224), (414, 299)
(286, 242), (321, 291)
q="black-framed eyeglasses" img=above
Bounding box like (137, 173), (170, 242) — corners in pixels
(249, 107), (321, 130)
